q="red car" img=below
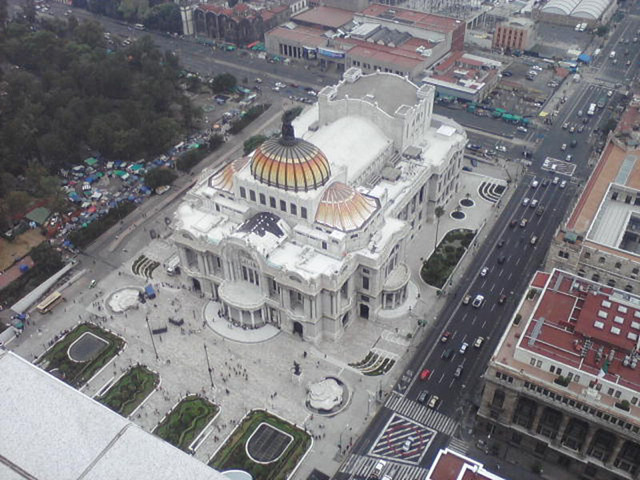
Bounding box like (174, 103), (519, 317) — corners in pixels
(420, 369), (432, 380)
(440, 331), (451, 343)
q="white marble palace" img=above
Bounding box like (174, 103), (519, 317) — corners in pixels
(172, 68), (466, 342)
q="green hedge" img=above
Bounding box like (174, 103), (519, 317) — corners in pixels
(154, 395), (218, 451)
(228, 104), (270, 135)
(420, 229), (475, 288)
(210, 410), (311, 480)
(96, 365), (159, 417)
(37, 323), (124, 388)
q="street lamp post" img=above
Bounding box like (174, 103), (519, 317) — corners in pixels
(145, 317), (159, 360)
(204, 343), (215, 389)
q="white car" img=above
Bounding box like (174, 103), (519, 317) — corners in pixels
(522, 197), (530, 207)
(560, 180), (567, 188)
(459, 342), (469, 354)
(561, 143), (567, 151)
(401, 436), (416, 452)
(531, 199), (539, 208)
(428, 395), (439, 409)
(275, 82), (286, 88)
(532, 65), (543, 71)
(495, 145), (507, 152)
(480, 267), (489, 277)
(553, 176), (560, 185)
(474, 336), (485, 348)
(566, 154), (573, 162)
(373, 459), (387, 478)
(472, 294), (485, 308)
(531, 180), (539, 188)
(608, 90), (614, 97)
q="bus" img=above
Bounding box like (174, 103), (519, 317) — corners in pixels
(37, 292), (63, 314)
(588, 103), (596, 116)
(134, 23), (145, 31)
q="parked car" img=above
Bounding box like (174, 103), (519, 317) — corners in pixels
(442, 348), (454, 360)
(459, 342), (469, 354)
(474, 336), (484, 348)
(440, 331), (451, 343)
(417, 390), (428, 404)
(454, 364), (464, 378)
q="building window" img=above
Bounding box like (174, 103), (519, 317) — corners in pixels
(290, 203), (297, 215)
(301, 207), (307, 219)
(536, 360), (542, 368)
(625, 284), (633, 292)
(280, 200), (286, 212)
(530, 358), (536, 366)
(270, 196), (276, 208)
(584, 252), (591, 259)
(363, 276), (369, 290)
(633, 268), (639, 275)
(321, 241), (327, 250)
(598, 257), (605, 264)
(608, 388), (614, 395)
(259, 193), (266, 205)
(249, 190), (256, 202)
(615, 262), (622, 269)
(240, 187), (246, 198)
(550, 366), (556, 373)
(592, 274), (600, 282)
(608, 279), (616, 287)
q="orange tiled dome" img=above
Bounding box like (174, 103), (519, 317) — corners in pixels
(250, 119), (331, 192)
(315, 182), (379, 232)
(210, 156), (249, 192)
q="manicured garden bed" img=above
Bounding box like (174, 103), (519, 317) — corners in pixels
(210, 410), (311, 480)
(96, 365), (159, 417)
(154, 395), (218, 452)
(37, 323), (124, 388)
(420, 228), (475, 289)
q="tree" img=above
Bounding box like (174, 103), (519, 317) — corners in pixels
(144, 167), (177, 190)
(434, 206), (445, 252)
(595, 25), (609, 37)
(602, 118), (618, 135)
(144, 2), (181, 34)
(22, 0), (36, 23)
(210, 73), (236, 93)
(6, 191), (31, 218)
(0, 0), (8, 29)
(243, 135), (267, 155)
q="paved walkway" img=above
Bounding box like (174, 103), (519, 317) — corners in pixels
(5, 156), (522, 480)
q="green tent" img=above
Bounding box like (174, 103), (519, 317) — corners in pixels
(130, 164), (144, 172)
(494, 108), (506, 113)
(84, 157), (98, 166)
(114, 170), (127, 177)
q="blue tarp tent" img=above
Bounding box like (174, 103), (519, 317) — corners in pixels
(578, 54), (591, 64)
(145, 285), (156, 299)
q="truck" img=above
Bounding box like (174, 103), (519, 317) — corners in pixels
(166, 255), (181, 276)
(588, 103), (596, 116)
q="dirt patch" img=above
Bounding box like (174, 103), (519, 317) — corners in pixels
(0, 230), (46, 271)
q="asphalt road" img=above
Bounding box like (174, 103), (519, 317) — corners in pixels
(336, 21), (631, 480)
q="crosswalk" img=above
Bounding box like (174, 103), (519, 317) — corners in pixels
(340, 454), (430, 480)
(447, 436), (471, 456)
(385, 392), (457, 436)
(370, 414), (434, 463)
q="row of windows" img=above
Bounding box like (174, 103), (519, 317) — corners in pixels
(611, 190), (640, 205)
(495, 371), (514, 383)
(239, 187), (308, 219)
(548, 364), (581, 383)
(523, 381), (640, 434)
(350, 60), (405, 77)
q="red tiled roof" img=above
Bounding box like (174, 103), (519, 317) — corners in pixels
(520, 270), (640, 393)
(532, 271), (550, 288)
(427, 449), (504, 480)
(359, 3), (460, 33)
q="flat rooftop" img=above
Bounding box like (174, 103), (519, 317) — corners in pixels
(292, 5), (354, 29)
(516, 269), (640, 395)
(333, 72), (419, 117)
(567, 137), (640, 236)
(359, 4), (461, 34)
(0, 350), (226, 480)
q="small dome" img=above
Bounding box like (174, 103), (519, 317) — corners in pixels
(210, 156), (249, 192)
(315, 182), (379, 232)
(250, 115), (331, 192)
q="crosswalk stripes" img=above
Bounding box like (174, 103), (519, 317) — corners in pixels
(340, 453), (430, 480)
(447, 436), (470, 456)
(385, 392), (457, 436)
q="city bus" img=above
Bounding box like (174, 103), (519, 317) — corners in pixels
(134, 23), (145, 31)
(36, 291), (63, 314)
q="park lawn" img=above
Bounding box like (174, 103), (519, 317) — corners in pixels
(421, 228), (475, 289)
(210, 410), (311, 480)
(37, 323), (124, 388)
(96, 365), (159, 417)
(154, 395), (218, 452)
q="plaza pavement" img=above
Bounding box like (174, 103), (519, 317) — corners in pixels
(6, 158), (522, 479)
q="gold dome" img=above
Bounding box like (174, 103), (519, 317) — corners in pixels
(250, 116), (331, 192)
(315, 182), (379, 232)
(210, 156), (249, 192)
